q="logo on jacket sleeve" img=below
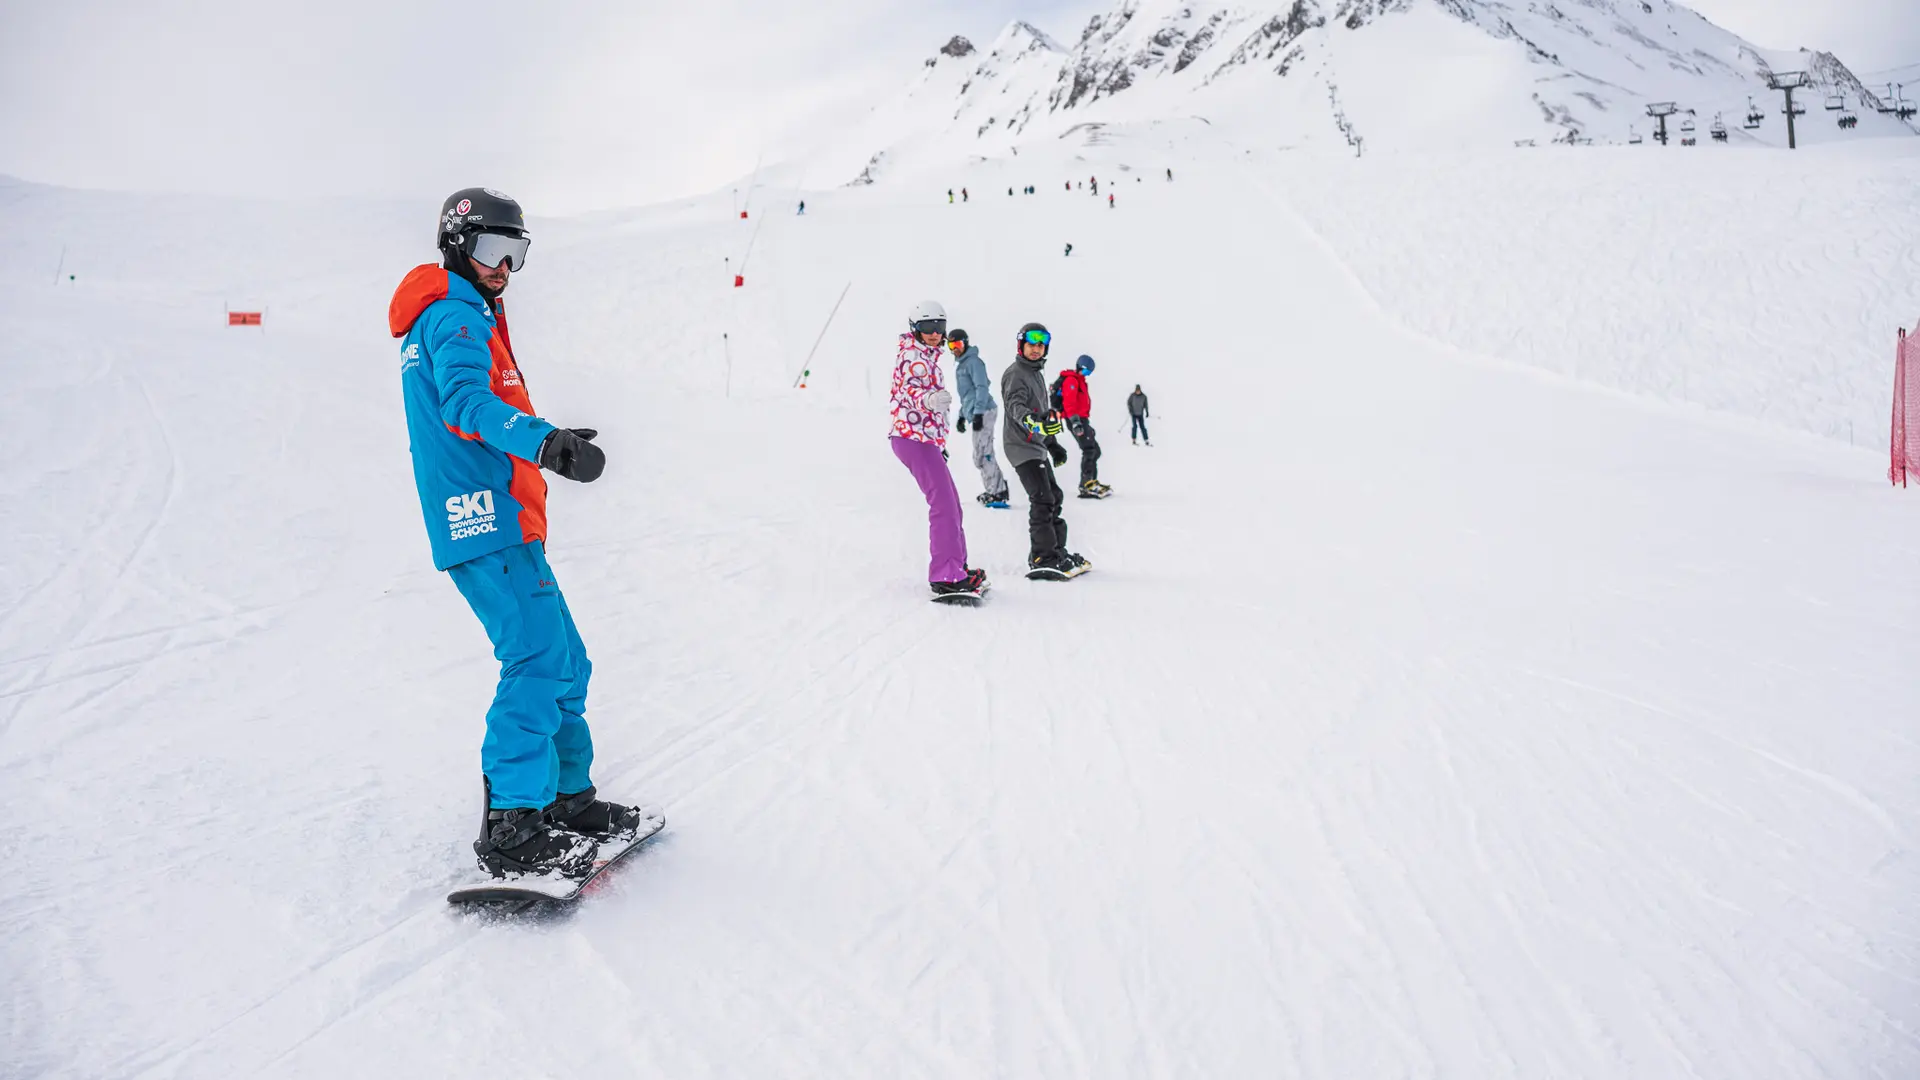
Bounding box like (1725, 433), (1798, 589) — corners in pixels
(445, 489), (498, 541)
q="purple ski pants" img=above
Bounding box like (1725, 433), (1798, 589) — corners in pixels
(890, 435), (968, 583)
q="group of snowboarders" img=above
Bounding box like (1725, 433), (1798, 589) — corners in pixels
(390, 187), (1152, 893)
(887, 300), (1156, 601)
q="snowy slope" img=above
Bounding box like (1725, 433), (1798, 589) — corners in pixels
(5, 128), (1919, 1079)
(820, 0), (1916, 186)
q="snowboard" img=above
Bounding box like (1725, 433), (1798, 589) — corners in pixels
(447, 808), (666, 915)
(1076, 487), (1113, 499)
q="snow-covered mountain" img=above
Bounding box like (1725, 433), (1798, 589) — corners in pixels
(822, 0), (1916, 185)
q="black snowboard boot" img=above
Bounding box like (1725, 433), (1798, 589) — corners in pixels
(931, 567), (988, 597)
(546, 785), (648, 841)
(475, 806), (598, 879)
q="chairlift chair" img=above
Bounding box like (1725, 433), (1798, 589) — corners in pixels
(1744, 97), (1764, 129)
(1826, 92), (1845, 111)
(1710, 117), (1728, 142)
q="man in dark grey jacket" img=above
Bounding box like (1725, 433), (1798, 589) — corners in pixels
(1002, 322), (1087, 579)
(1128, 385), (1150, 445)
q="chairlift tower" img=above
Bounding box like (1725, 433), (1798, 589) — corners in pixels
(1766, 71), (1810, 149)
(1645, 101), (1678, 146)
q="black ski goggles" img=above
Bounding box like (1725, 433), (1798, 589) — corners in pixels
(467, 230), (530, 272)
(912, 319), (947, 338)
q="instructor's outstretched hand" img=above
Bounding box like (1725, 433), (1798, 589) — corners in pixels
(539, 427), (605, 482)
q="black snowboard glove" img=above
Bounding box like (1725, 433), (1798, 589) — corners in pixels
(539, 427), (605, 483)
(972, 413), (984, 429)
(1047, 439), (1068, 467)
(955, 414), (967, 433)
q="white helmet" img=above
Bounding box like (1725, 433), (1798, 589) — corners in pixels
(907, 300), (947, 337)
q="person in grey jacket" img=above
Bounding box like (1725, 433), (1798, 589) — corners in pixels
(1002, 322), (1087, 578)
(1128, 385), (1150, 445)
(948, 329), (1009, 506)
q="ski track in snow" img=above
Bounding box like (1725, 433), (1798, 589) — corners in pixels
(3, 135), (1919, 1078)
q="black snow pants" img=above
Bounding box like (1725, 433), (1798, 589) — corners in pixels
(1068, 418), (1101, 486)
(1013, 459), (1069, 563)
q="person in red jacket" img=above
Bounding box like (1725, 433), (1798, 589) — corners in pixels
(1053, 354), (1110, 497)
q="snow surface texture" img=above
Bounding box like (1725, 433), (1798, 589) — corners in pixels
(4, 122), (1919, 1077)
(1278, 141), (1920, 444)
(810, 0), (1917, 188)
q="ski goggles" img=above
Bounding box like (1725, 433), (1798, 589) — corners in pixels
(912, 319), (947, 337)
(467, 230), (530, 272)
(1020, 328), (1051, 346)
(946, 339), (967, 351)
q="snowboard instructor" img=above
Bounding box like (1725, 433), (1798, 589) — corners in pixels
(389, 187), (646, 880)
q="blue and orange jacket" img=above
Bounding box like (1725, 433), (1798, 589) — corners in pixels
(389, 264), (556, 571)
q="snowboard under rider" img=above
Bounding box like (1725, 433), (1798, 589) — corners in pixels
(948, 328), (1010, 508)
(389, 187), (648, 880)
(1054, 355), (1110, 496)
(889, 301), (987, 598)
(1001, 323), (1088, 579)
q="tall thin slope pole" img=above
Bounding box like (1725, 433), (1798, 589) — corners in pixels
(795, 281), (853, 389)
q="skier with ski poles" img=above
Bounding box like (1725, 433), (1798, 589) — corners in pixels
(1053, 354), (1111, 497)
(389, 187), (651, 881)
(890, 302), (988, 600)
(1002, 324), (1089, 579)
(1128, 384), (1151, 445)
(948, 328), (1010, 508)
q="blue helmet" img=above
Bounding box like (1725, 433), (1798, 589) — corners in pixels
(1076, 354), (1095, 375)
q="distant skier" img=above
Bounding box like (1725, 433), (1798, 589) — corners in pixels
(389, 187), (648, 881)
(948, 189), (955, 204)
(948, 329), (1010, 508)
(1002, 323), (1087, 579)
(890, 301), (987, 599)
(962, 188), (969, 202)
(1108, 194), (1115, 209)
(1064, 242), (1073, 257)
(1128, 384), (1150, 445)
(1065, 181), (1071, 192)
(1053, 355), (1110, 497)
(1166, 168), (1173, 181)
(797, 200), (806, 215)
(1090, 176), (1098, 195)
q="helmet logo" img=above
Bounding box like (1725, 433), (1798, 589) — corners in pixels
(455, 198), (472, 214)
(482, 188), (509, 199)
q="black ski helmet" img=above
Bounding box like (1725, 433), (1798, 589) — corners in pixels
(1017, 321), (1050, 359)
(947, 328), (969, 345)
(437, 187), (527, 257)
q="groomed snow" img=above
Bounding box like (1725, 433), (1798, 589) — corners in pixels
(2, 126), (1916, 1078)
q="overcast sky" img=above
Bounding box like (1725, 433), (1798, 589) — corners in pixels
(1, 0), (1913, 213)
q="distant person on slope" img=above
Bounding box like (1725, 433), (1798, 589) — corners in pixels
(948, 328), (1010, 508)
(1053, 355), (1110, 497)
(1128, 384), (1151, 445)
(1003, 323), (1088, 580)
(890, 301), (987, 599)
(388, 187), (650, 882)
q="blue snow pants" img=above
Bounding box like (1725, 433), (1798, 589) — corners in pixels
(447, 541), (594, 809)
